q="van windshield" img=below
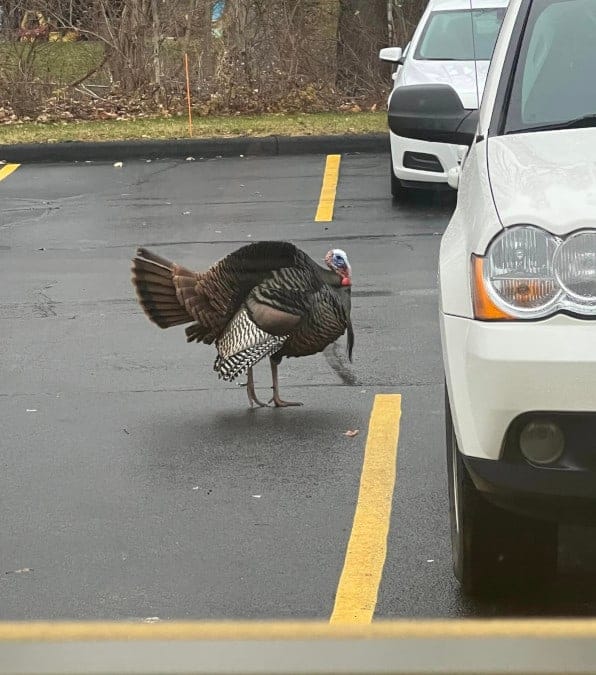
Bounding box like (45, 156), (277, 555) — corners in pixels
(414, 8), (506, 61)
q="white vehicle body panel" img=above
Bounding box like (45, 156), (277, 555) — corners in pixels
(440, 0), (596, 465)
(487, 130), (596, 232)
(442, 314), (596, 460)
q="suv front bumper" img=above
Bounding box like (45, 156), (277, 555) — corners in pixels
(464, 453), (596, 523)
(443, 313), (596, 522)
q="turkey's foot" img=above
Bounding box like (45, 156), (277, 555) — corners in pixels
(269, 359), (302, 407)
(269, 392), (303, 408)
(246, 368), (268, 408)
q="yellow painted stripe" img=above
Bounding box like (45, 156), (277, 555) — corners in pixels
(314, 154), (341, 222)
(0, 163), (20, 182)
(3, 619), (596, 642)
(330, 394), (401, 624)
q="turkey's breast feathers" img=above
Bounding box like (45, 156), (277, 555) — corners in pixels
(246, 254), (352, 359)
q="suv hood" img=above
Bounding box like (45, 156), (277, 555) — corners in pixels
(488, 129), (596, 235)
(403, 60), (488, 109)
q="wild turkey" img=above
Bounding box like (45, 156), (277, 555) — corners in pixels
(131, 241), (354, 407)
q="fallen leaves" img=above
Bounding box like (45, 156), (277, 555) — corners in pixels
(0, 79), (388, 128)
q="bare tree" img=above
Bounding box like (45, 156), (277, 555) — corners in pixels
(336, 0), (388, 94)
(0, 0), (429, 120)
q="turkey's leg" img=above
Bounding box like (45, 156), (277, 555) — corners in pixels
(246, 367), (267, 408)
(269, 359), (303, 407)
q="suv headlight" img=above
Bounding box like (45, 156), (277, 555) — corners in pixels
(554, 231), (596, 305)
(472, 226), (596, 320)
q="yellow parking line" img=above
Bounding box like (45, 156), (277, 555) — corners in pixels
(315, 154), (341, 222)
(330, 394), (402, 624)
(3, 618), (596, 642)
(0, 163), (20, 182)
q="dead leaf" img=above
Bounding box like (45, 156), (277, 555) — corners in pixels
(344, 429), (359, 437)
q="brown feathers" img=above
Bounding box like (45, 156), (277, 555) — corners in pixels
(131, 241), (353, 365)
(131, 249), (190, 329)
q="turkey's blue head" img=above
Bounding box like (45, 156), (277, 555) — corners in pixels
(325, 248), (352, 287)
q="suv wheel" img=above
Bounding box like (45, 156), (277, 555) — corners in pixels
(445, 384), (558, 596)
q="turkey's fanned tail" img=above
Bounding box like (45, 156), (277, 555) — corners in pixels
(131, 248), (194, 329)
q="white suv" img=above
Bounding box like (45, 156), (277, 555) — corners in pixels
(380, 0), (508, 200)
(391, 0), (596, 595)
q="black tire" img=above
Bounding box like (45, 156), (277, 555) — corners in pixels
(445, 384), (558, 596)
(390, 159), (408, 201)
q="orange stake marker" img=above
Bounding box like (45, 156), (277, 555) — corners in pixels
(184, 53), (193, 137)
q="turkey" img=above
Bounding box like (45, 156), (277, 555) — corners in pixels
(130, 240), (354, 407)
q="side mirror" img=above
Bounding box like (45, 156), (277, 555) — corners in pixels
(388, 84), (479, 146)
(379, 47), (403, 64)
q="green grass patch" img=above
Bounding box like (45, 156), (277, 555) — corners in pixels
(1, 111), (387, 145)
(0, 41), (105, 85)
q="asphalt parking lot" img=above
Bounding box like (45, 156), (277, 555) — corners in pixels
(2, 152), (596, 621)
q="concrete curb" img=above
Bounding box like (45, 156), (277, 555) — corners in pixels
(0, 133), (389, 163)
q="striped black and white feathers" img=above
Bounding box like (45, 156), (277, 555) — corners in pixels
(130, 241), (353, 384)
(213, 307), (287, 381)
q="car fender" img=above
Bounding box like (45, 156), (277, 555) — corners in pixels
(438, 139), (503, 318)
